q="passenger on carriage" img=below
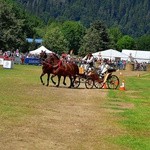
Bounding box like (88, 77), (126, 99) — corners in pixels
(98, 58), (112, 74)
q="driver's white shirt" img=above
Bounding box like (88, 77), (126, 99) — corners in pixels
(87, 56), (94, 64)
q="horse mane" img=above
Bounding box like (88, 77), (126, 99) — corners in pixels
(50, 53), (60, 60)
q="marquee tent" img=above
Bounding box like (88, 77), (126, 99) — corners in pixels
(122, 49), (150, 63)
(29, 46), (53, 55)
(93, 49), (128, 60)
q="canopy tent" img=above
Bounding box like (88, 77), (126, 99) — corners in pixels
(29, 46), (53, 55)
(93, 49), (128, 60)
(122, 49), (150, 63)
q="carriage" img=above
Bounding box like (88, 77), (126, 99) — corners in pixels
(73, 64), (120, 89)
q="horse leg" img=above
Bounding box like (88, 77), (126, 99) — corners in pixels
(63, 76), (67, 85)
(68, 76), (73, 88)
(56, 75), (61, 87)
(71, 76), (76, 87)
(40, 72), (45, 85)
(51, 74), (56, 85)
(46, 73), (50, 86)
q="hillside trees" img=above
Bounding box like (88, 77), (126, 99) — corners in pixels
(15, 0), (150, 37)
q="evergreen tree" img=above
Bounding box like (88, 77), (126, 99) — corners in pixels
(0, 0), (44, 52)
(79, 21), (111, 56)
(0, 0), (25, 51)
(109, 27), (123, 49)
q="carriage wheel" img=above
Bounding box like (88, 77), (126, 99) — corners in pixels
(73, 76), (80, 88)
(94, 80), (104, 89)
(107, 75), (119, 89)
(85, 78), (94, 89)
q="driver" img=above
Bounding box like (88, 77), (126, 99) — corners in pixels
(82, 52), (95, 71)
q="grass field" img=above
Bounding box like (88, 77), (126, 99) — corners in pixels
(0, 64), (149, 150)
(107, 73), (150, 150)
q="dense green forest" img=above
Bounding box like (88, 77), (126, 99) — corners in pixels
(15, 0), (150, 37)
(0, 0), (150, 54)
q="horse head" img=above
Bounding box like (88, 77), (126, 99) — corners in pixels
(47, 53), (60, 65)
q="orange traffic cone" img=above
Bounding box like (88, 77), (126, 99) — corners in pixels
(102, 83), (107, 89)
(119, 80), (125, 91)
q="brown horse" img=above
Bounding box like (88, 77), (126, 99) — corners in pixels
(40, 61), (53, 86)
(40, 54), (66, 86)
(47, 53), (79, 88)
(40, 53), (79, 88)
(40, 59), (69, 87)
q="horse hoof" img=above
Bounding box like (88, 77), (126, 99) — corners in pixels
(63, 83), (66, 85)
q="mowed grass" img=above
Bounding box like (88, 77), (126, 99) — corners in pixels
(0, 65), (41, 125)
(0, 64), (150, 150)
(107, 73), (150, 150)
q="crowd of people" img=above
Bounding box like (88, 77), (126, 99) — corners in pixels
(0, 49), (148, 71)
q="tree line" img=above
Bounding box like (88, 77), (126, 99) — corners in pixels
(15, 0), (150, 37)
(0, 0), (150, 56)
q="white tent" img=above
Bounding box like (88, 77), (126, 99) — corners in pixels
(29, 46), (53, 54)
(93, 49), (128, 60)
(122, 49), (150, 63)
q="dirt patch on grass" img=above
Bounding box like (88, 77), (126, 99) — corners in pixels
(0, 86), (127, 150)
(107, 102), (134, 110)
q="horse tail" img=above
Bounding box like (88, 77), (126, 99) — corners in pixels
(76, 65), (79, 75)
(73, 63), (79, 75)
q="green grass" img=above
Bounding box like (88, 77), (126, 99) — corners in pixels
(107, 73), (150, 150)
(0, 65), (41, 125)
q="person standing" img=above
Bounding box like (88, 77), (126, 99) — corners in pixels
(82, 52), (95, 72)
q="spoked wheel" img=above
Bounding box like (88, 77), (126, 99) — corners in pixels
(94, 79), (104, 89)
(85, 78), (94, 89)
(73, 76), (80, 88)
(107, 75), (119, 89)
